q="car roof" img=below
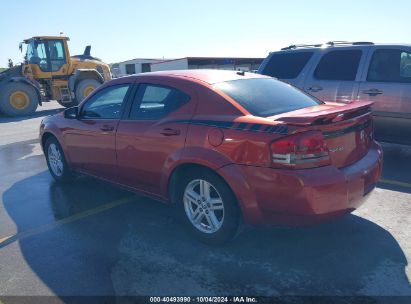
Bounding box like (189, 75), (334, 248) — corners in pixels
(274, 43), (411, 52)
(133, 69), (269, 84)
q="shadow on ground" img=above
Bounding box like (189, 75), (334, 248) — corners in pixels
(0, 106), (63, 122)
(377, 142), (411, 194)
(377, 182), (411, 194)
(2, 172), (410, 298)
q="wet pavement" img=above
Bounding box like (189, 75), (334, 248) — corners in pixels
(0, 105), (410, 299)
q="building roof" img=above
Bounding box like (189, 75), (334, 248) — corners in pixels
(138, 69), (267, 84)
(117, 58), (168, 64)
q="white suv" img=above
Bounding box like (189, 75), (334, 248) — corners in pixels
(258, 41), (411, 145)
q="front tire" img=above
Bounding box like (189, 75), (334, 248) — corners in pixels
(45, 137), (74, 183)
(0, 82), (38, 116)
(177, 168), (240, 245)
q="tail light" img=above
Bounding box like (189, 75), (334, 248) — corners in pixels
(270, 131), (331, 169)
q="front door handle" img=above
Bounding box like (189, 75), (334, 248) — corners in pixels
(100, 125), (114, 132)
(362, 88), (383, 96)
(160, 128), (181, 136)
(307, 85), (323, 92)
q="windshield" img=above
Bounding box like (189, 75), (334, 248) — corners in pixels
(25, 40), (47, 64)
(213, 78), (322, 117)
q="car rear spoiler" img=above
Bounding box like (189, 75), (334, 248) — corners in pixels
(275, 101), (374, 126)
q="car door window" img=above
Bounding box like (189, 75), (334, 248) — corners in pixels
(129, 84), (190, 119)
(81, 84), (130, 119)
(314, 50), (362, 81)
(367, 49), (411, 83)
(261, 52), (314, 79)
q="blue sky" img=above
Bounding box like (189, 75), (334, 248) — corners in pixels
(1, 0), (409, 67)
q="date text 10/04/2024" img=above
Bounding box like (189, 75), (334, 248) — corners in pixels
(149, 297), (258, 303)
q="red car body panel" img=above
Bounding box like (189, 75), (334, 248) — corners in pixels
(64, 119), (119, 180)
(217, 142), (382, 225)
(40, 70), (383, 226)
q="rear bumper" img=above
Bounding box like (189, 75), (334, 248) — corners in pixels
(217, 141), (383, 226)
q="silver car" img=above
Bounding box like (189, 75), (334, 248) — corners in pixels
(258, 41), (411, 144)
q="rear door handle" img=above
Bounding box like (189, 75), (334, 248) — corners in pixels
(362, 88), (383, 96)
(160, 128), (181, 136)
(100, 125), (114, 132)
(307, 85), (323, 92)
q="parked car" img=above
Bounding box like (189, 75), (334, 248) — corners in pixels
(40, 70), (382, 244)
(258, 41), (411, 145)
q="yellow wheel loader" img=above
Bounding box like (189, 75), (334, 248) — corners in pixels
(0, 36), (111, 116)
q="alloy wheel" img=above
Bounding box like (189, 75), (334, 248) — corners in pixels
(48, 143), (64, 177)
(183, 179), (225, 234)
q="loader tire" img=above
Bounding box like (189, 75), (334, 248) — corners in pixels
(57, 99), (79, 108)
(75, 79), (100, 103)
(0, 82), (38, 116)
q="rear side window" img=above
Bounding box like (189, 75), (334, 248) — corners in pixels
(261, 52), (313, 79)
(129, 84), (190, 119)
(213, 78), (321, 117)
(314, 50), (362, 81)
(367, 49), (411, 83)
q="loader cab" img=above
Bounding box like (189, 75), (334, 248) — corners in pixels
(22, 36), (71, 78)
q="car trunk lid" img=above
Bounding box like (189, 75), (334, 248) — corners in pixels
(272, 101), (374, 168)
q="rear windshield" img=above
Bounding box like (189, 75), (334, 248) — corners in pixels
(213, 78), (321, 117)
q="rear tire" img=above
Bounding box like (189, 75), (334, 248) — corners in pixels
(75, 79), (101, 103)
(176, 168), (240, 245)
(44, 136), (74, 183)
(0, 82), (38, 116)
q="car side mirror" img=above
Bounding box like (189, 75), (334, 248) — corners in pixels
(64, 106), (79, 119)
